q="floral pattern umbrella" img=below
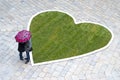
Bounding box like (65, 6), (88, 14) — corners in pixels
(15, 30), (31, 43)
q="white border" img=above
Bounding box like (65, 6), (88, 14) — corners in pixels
(27, 10), (114, 66)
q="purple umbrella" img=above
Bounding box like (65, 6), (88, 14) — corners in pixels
(15, 30), (31, 43)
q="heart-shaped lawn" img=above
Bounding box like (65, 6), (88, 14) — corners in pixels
(30, 11), (112, 64)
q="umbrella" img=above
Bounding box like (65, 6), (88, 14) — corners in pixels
(15, 30), (31, 43)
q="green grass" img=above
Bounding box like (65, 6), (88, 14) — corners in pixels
(30, 11), (112, 63)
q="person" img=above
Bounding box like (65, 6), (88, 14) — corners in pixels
(18, 39), (32, 64)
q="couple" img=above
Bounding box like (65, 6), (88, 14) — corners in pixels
(18, 39), (32, 64)
(15, 30), (32, 64)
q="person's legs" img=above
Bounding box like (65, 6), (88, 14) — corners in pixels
(25, 51), (30, 64)
(19, 52), (23, 60)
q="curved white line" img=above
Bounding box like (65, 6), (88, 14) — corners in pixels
(27, 10), (114, 66)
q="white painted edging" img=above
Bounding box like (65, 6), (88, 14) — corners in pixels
(27, 10), (114, 66)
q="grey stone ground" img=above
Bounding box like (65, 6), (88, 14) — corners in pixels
(0, 0), (120, 80)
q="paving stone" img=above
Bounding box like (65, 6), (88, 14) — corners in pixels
(57, 77), (65, 80)
(39, 72), (46, 77)
(45, 73), (52, 77)
(64, 71), (73, 80)
(59, 68), (68, 77)
(36, 77), (43, 80)
(52, 71), (60, 77)
(50, 77), (58, 80)
(43, 77), (50, 80)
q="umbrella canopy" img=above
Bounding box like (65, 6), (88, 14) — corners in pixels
(15, 30), (31, 43)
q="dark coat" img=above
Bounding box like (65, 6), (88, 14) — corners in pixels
(18, 39), (32, 52)
(18, 43), (26, 52)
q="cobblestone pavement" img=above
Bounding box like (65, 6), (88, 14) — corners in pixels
(0, 0), (120, 80)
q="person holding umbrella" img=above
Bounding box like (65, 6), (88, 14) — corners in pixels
(15, 30), (32, 64)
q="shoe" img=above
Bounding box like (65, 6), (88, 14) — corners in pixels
(20, 58), (23, 60)
(24, 58), (28, 60)
(25, 61), (29, 64)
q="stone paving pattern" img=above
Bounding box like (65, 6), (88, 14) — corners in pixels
(0, 0), (120, 80)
